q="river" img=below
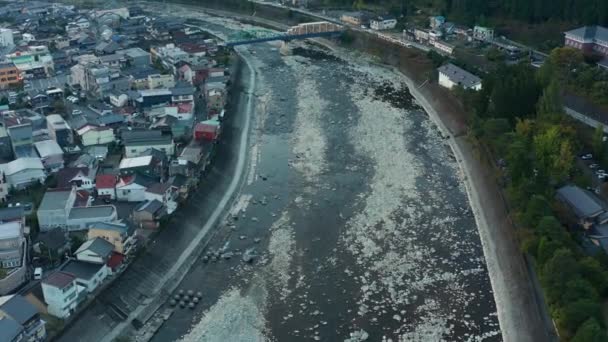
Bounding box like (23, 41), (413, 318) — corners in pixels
(146, 7), (502, 342)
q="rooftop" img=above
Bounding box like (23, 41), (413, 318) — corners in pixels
(0, 221), (21, 240)
(565, 25), (608, 43)
(557, 185), (605, 219)
(42, 271), (75, 289)
(122, 130), (172, 146)
(119, 155), (153, 169)
(68, 205), (115, 220)
(437, 63), (482, 88)
(0, 207), (24, 222)
(0, 295), (38, 326)
(87, 221), (130, 235)
(95, 174), (117, 189)
(0, 158), (44, 176)
(0, 317), (23, 342)
(34, 139), (63, 158)
(75, 237), (114, 258)
(38, 189), (73, 211)
(61, 259), (104, 280)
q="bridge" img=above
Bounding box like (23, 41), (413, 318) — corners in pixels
(226, 21), (343, 46)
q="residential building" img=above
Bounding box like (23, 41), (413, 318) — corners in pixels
(76, 125), (115, 146)
(132, 199), (165, 229)
(56, 167), (95, 190)
(432, 40), (455, 55)
(370, 16), (397, 31)
(0, 221), (27, 296)
(437, 63), (482, 90)
(430, 15), (446, 30)
(340, 12), (364, 26)
(0, 63), (21, 89)
(60, 260), (109, 293)
(145, 182), (172, 204)
(206, 89), (225, 113)
(66, 205), (117, 231)
(95, 174), (117, 200)
(108, 92), (128, 107)
(115, 175), (150, 202)
(150, 43), (188, 70)
(473, 25), (494, 42)
(195, 120), (220, 141)
(0, 28), (14, 47)
(116, 47), (150, 67)
(41, 271), (84, 318)
(148, 74), (175, 89)
(6, 120), (33, 158)
(74, 237), (114, 264)
(0, 158), (46, 190)
(564, 26), (608, 57)
(34, 140), (64, 172)
(171, 84), (195, 104)
(46, 114), (72, 147)
(0, 316), (23, 342)
(134, 89), (173, 109)
(556, 185), (605, 228)
(98, 54), (126, 68)
(414, 28), (430, 42)
(6, 46), (54, 78)
(122, 130), (174, 158)
(119, 155), (163, 179)
(37, 188), (76, 231)
(0, 294), (46, 342)
(87, 222), (135, 254)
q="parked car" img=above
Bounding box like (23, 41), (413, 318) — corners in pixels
(72, 109), (82, 116)
(597, 169), (606, 175)
(590, 163), (600, 169)
(582, 154), (593, 160)
(33, 267), (42, 280)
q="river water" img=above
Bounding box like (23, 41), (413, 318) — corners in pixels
(149, 6), (502, 342)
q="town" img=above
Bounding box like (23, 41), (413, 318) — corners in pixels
(1, 0), (608, 341)
(0, 2), (232, 341)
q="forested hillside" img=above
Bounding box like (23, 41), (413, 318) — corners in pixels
(317, 0), (608, 26)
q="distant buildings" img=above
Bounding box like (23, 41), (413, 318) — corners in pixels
(41, 271), (84, 318)
(564, 25), (608, 57)
(473, 25), (494, 42)
(0, 158), (46, 189)
(0, 28), (14, 47)
(0, 63), (21, 89)
(341, 12), (365, 26)
(0, 220), (28, 295)
(370, 16), (397, 31)
(437, 63), (482, 91)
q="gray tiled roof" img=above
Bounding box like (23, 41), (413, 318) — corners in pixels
(437, 63), (481, 88)
(0, 295), (38, 326)
(62, 259), (104, 280)
(0, 317), (23, 342)
(39, 189), (72, 211)
(565, 26), (608, 42)
(557, 185), (605, 219)
(78, 237), (114, 258)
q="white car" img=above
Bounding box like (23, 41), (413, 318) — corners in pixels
(72, 109), (82, 116)
(590, 164), (600, 169)
(582, 154), (593, 160)
(33, 267), (42, 280)
(599, 174), (607, 180)
(597, 169), (606, 175)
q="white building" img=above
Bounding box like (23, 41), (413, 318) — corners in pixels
(370, 16), (397, 31)
(0, 158), (46, 190)
(432, 40), (455, 55)
(74, 237), (114, 264)
(0, 28), (14, 47)
(61, 259), (110, 293)
(37, 188), (76, 231)
(116, 175), (147, 202)
(66, 206), (117, 231)
(147, 74), (175, 89)
(34, 140), (64, 172)
(437, 63), (482, 90)
(41, 271), (84, 318)
(77, 126), (115, 147)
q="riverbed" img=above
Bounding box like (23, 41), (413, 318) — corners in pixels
(146, 8), (502, 341)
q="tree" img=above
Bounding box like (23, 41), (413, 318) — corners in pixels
(537, 80), (563, 122)
(563, 278), (599, 304)
(522, 196), (551, 227)
(0, 97), (8, 106)
(556, 299), (603, 337)
(572, 318), (608, 342)
(592, 125), (605, 161)
(534, 125), (574, 185)
(540, 248), (579, 303)
(579, 257), (608, 295)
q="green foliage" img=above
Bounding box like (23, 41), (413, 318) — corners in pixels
(533, 125), (574, 184)
(593, 125), (605, 159)
(426, 50), (447, 68)
(521, 196), (550, 227)
(485, 48), (505, 62)
(540, 248), (579, 304)
(572, 318), (608, 342)
(536, 80), (563, 123)
(556, 299), (603, 337)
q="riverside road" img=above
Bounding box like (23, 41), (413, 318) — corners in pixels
(60, 7), (502, 342)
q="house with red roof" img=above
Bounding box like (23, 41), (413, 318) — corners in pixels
(95, 174), (117, 200)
